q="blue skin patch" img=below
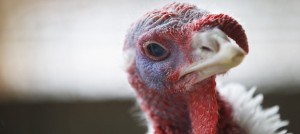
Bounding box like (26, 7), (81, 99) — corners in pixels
(124, 4), (203, 90)
(135, 44), (182, 90)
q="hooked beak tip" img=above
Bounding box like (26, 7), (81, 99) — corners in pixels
(179, 28), (247, 81)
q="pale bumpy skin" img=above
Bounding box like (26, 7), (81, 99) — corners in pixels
(124, 2), (289, 134)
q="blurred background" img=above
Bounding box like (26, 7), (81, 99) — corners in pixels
(0, 0), (299, 133)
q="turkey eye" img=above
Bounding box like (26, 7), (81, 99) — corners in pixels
(147, 43), (165, 57)
(144, 42), (169, 60)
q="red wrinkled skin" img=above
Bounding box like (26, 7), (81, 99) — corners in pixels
(125, 2), (248, 134)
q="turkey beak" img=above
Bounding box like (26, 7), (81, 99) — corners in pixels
(180, 28), (247, 81)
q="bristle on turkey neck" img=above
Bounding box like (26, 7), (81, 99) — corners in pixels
(124, 2), (289, 134)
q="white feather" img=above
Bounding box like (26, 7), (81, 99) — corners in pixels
(145, 113), (155, 134)
(217, 83), (290, 134)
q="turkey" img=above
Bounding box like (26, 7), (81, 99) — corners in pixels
(123, 2), (289, 134)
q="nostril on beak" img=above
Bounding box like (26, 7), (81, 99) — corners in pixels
(201, 46), (213, 52)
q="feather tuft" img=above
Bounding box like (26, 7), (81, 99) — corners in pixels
(217, 83), (291, 134)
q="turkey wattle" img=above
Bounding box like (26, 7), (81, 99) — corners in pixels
(123, 3), (289, 134)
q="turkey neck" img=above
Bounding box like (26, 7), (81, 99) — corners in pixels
(134, 77), (219, 134)
(187, 78), (219, 134)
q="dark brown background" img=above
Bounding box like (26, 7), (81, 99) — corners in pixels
(0, 92), (299, 134)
